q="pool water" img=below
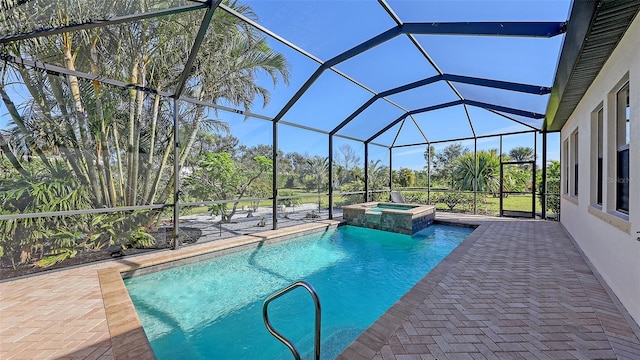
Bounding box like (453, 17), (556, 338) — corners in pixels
(124, 224), (472, 359)
(367, 204), (415, 213)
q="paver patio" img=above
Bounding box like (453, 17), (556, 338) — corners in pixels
(1, 216), (639, 359)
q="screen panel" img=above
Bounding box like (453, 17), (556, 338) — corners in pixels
(335, 36), (438, 93)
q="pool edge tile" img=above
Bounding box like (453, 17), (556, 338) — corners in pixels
(98, 268), (155, 360)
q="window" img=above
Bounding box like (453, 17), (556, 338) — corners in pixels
(596, 108), (604, 205)
(563, 139), (569, 194)
(572, 130), (579, 197)
(616, 83), (630, 213)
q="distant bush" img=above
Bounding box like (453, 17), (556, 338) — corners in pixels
(402, 192), (428, 204)
(536, 160), (560, 215)
(433, 192), (473, 211)
(278, 190), (302, 207)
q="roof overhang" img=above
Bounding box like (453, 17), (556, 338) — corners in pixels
(545, 0), (640, 132)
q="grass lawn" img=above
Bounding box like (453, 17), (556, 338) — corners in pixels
(179, 189), (548, 218)
(427, 192), (536, 216)
(180, 189), (331, 215)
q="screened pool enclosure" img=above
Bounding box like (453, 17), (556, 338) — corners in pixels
(1, 0), (577, 268)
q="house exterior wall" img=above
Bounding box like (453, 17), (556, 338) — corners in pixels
(560, 14), (640, 324)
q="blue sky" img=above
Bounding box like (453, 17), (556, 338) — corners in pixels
(1, 0), (569, 169)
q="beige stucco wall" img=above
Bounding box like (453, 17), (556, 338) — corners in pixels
(560, 14), (640, 325)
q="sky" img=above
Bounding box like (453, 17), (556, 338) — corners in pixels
(0, 0), (570, 170)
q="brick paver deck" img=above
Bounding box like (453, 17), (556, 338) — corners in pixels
(1, 217), (639, 359)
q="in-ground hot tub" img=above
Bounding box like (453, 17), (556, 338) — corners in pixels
(342, 202), (436, 235)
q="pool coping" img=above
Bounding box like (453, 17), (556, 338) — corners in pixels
(98, 220), (340, 359)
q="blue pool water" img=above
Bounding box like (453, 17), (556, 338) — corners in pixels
(367, 204), (415, 213)
(124, 224), (472, 359)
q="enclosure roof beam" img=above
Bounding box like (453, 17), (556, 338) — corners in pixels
(330, 73), (546, 136)
(365, 98), (544, 144)
(410, 115), (430, 144)
(173, 0), (222, 98)
(463, 104), (476, 138)
(0, 3), (208, 43)
(401, 22), (567, 38)
(411, 100), (466, 115)
(273, 19), (563, 124)
(442, 74), (551, 95)
(378, 0), (467, 110)
(329, 75), (442, 135)
(218, 3), (322, 64)
(391, 119), (407, 147)
(464, 100), (545, 119)
(0, 54), (269, 121)
(486, 109), (541, 131)
(391, 129), (537, 149)
(271, 27), (401, 123)
(366, 100), (464, 143)
(366, 112), (408, 145)
(218, 2), (407, 117)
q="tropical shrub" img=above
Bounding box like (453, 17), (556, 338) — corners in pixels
(402, 192), (428, 204)
(433, 192), (474, 211)
(537, 160), (561, 214)
(0, 162), (92, 267)
(453, 151), (500, 193)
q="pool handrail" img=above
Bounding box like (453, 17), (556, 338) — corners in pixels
(262, 280), (321, 360)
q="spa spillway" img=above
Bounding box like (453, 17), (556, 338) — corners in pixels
(342, 202), (436, 235)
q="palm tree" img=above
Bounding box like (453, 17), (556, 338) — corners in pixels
(367, 159), (390, 201)
(0, 0), (290, 209)
(306, 156), (328, 211)
(453, 151), (500, 193)
(0, 0), (290, 265)
(366, 159), (384, 188)
(509, 146), (535, 170)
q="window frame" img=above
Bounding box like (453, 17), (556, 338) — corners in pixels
(615, 82), (630, 214)
(563, 138), (569, 195)
(590, 105), (604, 207)
(571, 129), (579, 197)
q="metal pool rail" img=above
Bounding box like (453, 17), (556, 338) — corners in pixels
(263, 281), (322, 360)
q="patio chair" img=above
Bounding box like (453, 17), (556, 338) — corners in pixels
(390, 191), (405, 203)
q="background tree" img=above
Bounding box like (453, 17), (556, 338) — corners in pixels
(393, 168), (416, 188)
(368, 159), (390, 201)
(509, 146), (535, 163)
(306, 156), (329, 193)
(184, 151), (272, 222)
(509, 146), (535, 170)
(306, 156), (328, 210)
(334, 144), (361, 185)
(423, 144), (435, 170)
(537, 160), (560, 214)
(431, 143), (469, 188)
(282, 152), (308, 189)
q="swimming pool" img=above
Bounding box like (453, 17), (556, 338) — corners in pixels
(124, 224), (472, 359)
